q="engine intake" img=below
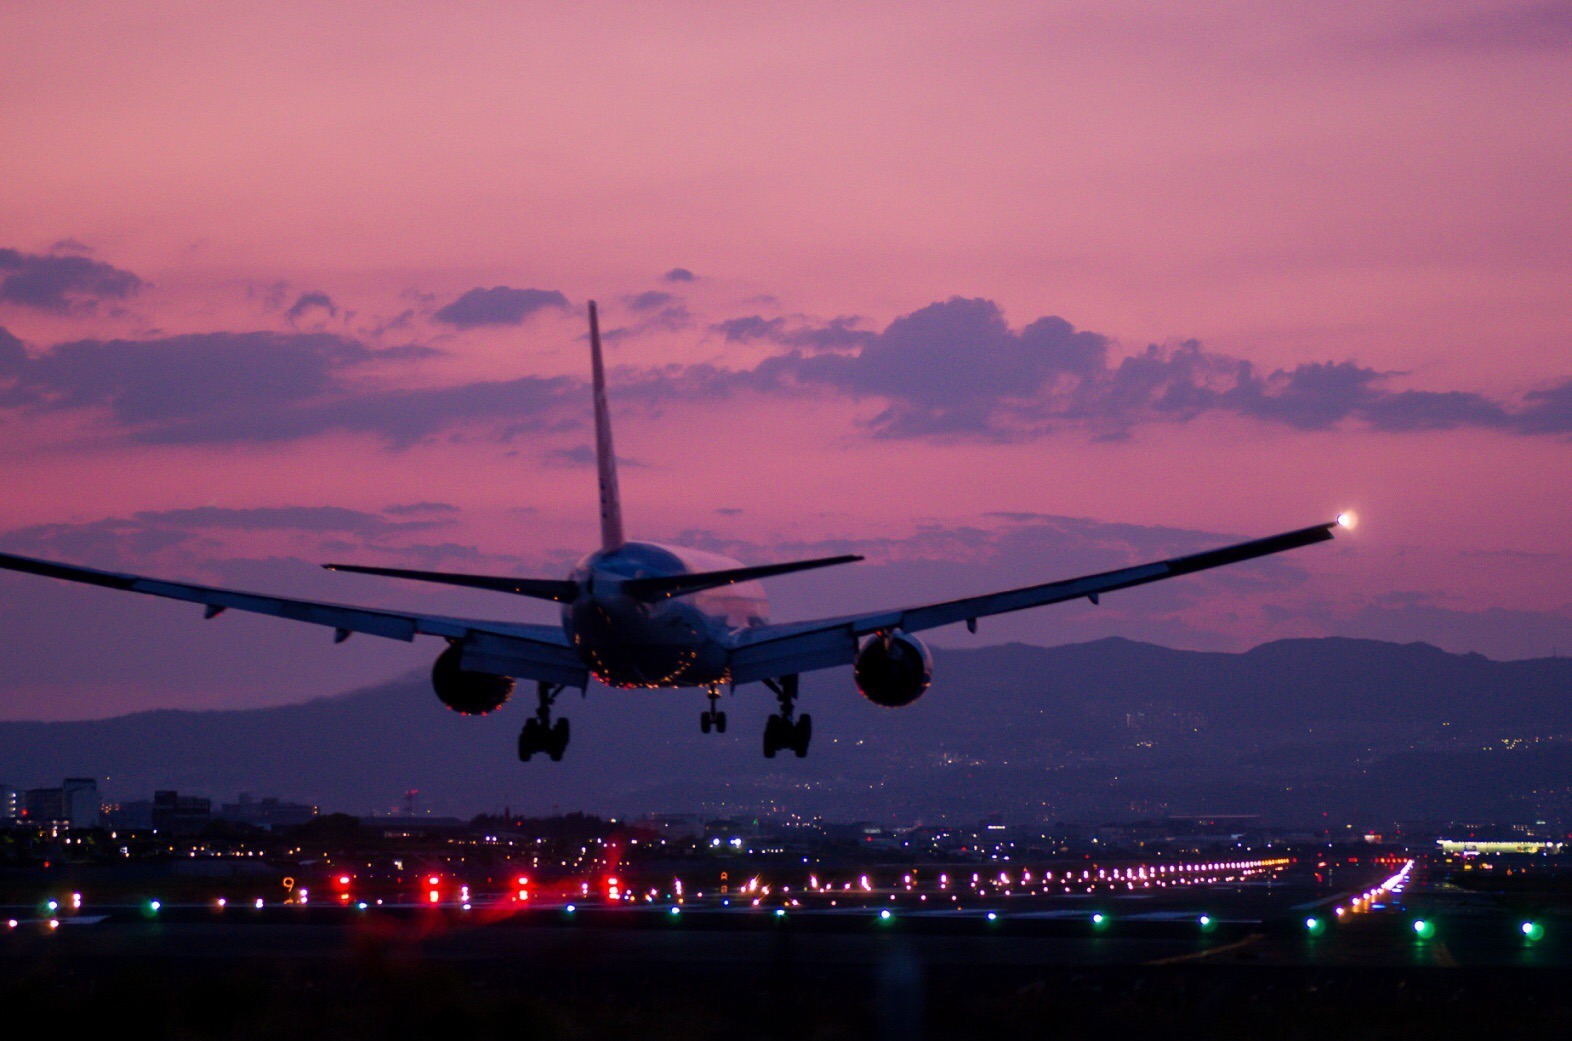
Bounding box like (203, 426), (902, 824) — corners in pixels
(431, 642), (515, 715)
(854, 630), (933, 708)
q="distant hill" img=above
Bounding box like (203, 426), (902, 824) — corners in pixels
(2, 638), (1568, 824)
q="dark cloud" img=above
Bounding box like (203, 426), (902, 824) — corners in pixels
(49, 239), (93, 255)
(662, 268), (696, 283)
(0, 247), (144, 314)
(0, 327), (25, 371)
(712, 314), (877, 352)
(0, 330), (584, 449)
(383, 502), (460, 517)
(677, 297), (1568, 441)
(433, 286), (569, 328)
(625, 290), (676, 311)
(286, 291), (337, 322)
(136, 505), (451, 537)
(1396, 2), (1572, 52)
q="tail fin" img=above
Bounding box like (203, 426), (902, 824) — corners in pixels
(588, 300), (625, 550)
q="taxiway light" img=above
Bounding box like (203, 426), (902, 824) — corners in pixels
(1522, 921), (1545, 941)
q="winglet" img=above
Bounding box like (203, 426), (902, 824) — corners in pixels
(589, 300), (625, 551)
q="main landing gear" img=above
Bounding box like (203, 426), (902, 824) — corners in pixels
(519, 681), (570, 762)
(762, 674), (810, 758)
(699, 684), (728, 734)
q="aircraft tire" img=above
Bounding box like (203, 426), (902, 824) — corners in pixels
(700, 711), (712, 734)
(763, 715), (781, 757)
(793, 714), (812, 758)
(548, 718), (570, 761)
(715, 711), (727, 734)
(518, 719), (539, 762)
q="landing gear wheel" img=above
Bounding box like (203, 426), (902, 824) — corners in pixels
(792, 713), (812, 758)
(763, 714), (783, 758)
(518, 718), (541, 761)
(700, 711), (713, 734)
(714, 710), (727, 734)
(548, 717), (570, 761)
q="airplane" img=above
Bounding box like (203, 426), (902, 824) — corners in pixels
(0, 301), (1352, 761)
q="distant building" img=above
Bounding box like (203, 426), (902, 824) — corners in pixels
(20, 777), (100, 829)
(216, 794), (317, 830)
(151, 790), (212, 835)
(0, 783), (20, 823)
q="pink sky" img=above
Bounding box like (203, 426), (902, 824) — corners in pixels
(1, 2), (1568, 719)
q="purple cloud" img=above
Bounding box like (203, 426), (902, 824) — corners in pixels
(286, 290), (337, 322)
(433, 286), (569, 328)
(662, 267), (696, 283)
(0, 247), (144, 314)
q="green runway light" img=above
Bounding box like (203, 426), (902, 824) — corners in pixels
(986, 912), (998, 922)
(1412, 919), (1435, 939)
(775, 908), (787, 918)
(1304, 916), (1323, 934)
(565, 904), (577, 914)
(45, 900), (58, 913)
(1091, 913), (1107, 927)
(1199, 914), (1216, 931)
(1521, 921), (1545, 941)
(149, 900), (161, 913)
(669, 906), (681, 916)
(879, 909), (892, 921)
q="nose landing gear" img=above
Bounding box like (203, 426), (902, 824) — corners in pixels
(761, 674), (810, 758)
(518, 681), (570, 761)
(699, 683), (728, 734)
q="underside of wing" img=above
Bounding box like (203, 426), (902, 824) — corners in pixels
(726, 520), (1343, 684)
(0, 548), (588, 687)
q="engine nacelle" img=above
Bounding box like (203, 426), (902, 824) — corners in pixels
(431, 642), (515, 715)
(853, 630), (933, 708)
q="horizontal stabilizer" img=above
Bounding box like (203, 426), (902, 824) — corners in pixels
(622, 554), (862, 601)
(322, 564), (578, 603)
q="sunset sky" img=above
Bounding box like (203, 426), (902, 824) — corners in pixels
(1, 2), (1568, 720)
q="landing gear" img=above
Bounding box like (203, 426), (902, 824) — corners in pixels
(518, 682), (570, 761)
(761, 674), (811, 758)
(700, 684), (728, 734)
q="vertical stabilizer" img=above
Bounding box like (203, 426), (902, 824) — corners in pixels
(588, 301), (626, 550)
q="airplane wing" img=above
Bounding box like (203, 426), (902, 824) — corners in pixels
(726, 520), (1342, 684)
(0, 549), (588, 687)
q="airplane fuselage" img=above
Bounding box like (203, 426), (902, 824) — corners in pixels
(564, 541), (767, 688)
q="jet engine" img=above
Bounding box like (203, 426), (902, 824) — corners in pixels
(431, 642), (515, 715)
(853, 630), (933, 707)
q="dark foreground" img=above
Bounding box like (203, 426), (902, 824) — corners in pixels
(6, 908), (1572, 1040)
